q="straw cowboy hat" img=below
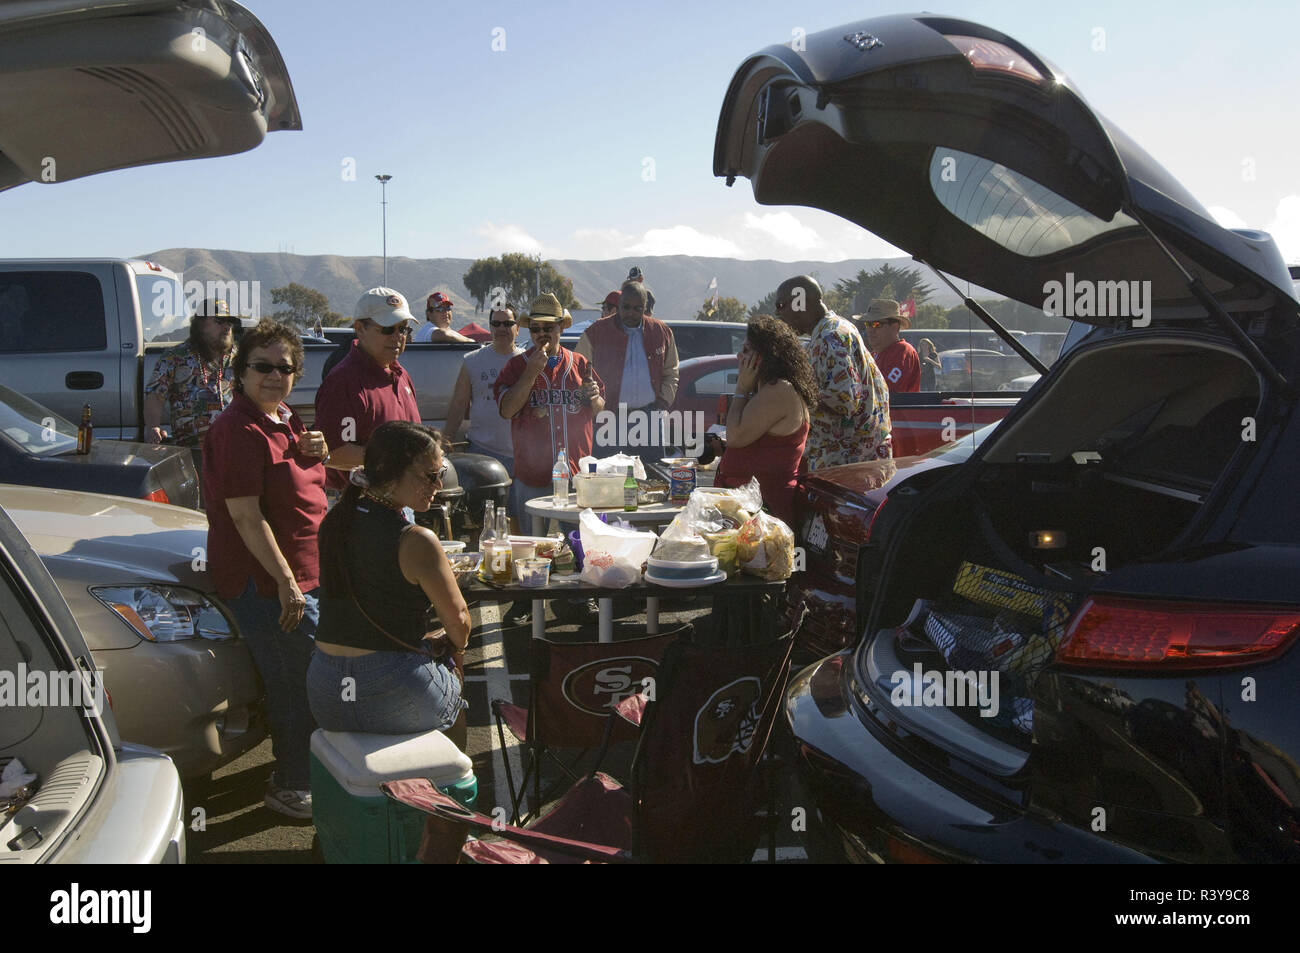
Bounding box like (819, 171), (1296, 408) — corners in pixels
(865, 297), (910, 330)
(527, 292), (573, 329)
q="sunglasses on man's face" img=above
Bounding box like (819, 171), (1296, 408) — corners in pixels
(369, 320), (411, 336)
(490, 319), (517, 328)
(247, 361), (297, 376)
(529, 324), (556, 334)
(867, 320), (900, 329)
(211, 316), (239, 326)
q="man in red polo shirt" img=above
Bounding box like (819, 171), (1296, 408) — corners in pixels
(315, 288), (422, 491)
(496, 293), (604, 500)
(863, 298), (920, 393)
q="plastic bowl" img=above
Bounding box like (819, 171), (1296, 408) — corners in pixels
(509, 538), (537, 561)
(645, 555), (718, 581)
(442, 540), (466, 555)
(516, 557), (552, 588)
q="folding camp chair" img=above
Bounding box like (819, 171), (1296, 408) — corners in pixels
(386, 628), (796, 863)
(491, 627), (687, 824)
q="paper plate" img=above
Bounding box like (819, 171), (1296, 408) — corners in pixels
(643, 569), (727, 588)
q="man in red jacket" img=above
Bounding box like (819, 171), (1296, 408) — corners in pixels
(575, 281), (679, 457)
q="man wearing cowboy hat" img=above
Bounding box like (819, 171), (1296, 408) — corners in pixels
(414, 292), (474, 343)
(314, 287), (423, 490)
(863, 298), (920, 393)
(496, 293), (605, 506)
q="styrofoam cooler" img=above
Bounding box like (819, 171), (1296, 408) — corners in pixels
(310, 728), (477, 864)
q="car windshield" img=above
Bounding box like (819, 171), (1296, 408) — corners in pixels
(917, 421), (999, 464)
(0, 385), (79, 456)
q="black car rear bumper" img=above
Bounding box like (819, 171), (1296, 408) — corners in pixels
(785, 653), (1156, 863)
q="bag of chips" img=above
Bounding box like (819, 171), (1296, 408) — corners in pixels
(736, 510), (795, 580)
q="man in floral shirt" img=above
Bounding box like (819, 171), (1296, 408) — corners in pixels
(773, 276), (891, 469)
(144, 297), (237, 448)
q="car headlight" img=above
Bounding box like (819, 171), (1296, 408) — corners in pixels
(90, 585), (235, 643)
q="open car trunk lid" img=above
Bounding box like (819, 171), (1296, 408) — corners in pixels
(714, 14), (1297, 332)
(0, 0), (301, 192)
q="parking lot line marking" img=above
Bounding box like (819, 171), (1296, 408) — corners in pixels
(476, 604), (524, 816)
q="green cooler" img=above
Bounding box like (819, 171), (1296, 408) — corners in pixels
(310, 728), (477, 864)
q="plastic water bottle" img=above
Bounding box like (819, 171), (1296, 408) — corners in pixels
(552, 448), (569, 503)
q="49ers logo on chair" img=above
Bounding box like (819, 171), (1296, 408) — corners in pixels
(562, 656), (659, 715)
(693, 677), (762, 765)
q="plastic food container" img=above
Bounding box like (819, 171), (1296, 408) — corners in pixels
(509, 538), (537, 562)
(574, 472), (626, 508)
(441, 540), (466, 555)
(646, 555), (719, 581)
(516, 557), (552, 587)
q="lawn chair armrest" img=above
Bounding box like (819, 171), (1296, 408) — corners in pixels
(382, 779), (634, 863)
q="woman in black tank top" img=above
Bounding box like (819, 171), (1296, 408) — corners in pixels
(308, 422), (472, 735)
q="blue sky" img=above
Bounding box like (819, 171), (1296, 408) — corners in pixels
(4, 0), (1298, 262)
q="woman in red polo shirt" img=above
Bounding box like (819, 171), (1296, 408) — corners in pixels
(203, 320), (330, 820)
(714, 315), (814, 525)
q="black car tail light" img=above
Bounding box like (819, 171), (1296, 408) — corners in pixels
(942, 35), (1046, 84)
(863, 497), (887, 544)
(1057, 597), (1300, 670)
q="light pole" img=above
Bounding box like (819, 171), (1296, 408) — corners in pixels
(375, 174), (392, 285)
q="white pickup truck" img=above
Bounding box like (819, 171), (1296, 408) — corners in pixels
(0, 258), (474, 437)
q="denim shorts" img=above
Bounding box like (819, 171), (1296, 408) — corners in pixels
(307, 648), (466, 735)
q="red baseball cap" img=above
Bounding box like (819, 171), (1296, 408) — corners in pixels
(427, 292), (453, 310)
(603, 291), (621, 308)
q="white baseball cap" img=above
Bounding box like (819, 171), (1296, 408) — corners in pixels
(354, 287), (417, 327)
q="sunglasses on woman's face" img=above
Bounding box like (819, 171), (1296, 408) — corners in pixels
(416, 463), (449, 484)
(247, 361), (297, 376)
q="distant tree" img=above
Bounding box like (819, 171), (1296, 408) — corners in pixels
(270, 283), (339, 330)
(832, 263), (935, 315)
(911, 303), (948, 328)
(695, 296), (747, 323)
(463, 253), (579, 314)
(747, 290), (779, 320)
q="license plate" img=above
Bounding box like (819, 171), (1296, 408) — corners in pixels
(805, 514), (829, 554)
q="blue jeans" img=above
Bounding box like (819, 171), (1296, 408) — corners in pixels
(227, 580), (319, 790)
(307, 649), (465, 734)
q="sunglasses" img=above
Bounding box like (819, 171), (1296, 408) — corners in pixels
(490, 319), (517, 328)
(427, 305), (452, 312)
(529, 324), (557, 333)
(211, 316), (239, 326)
(247, 361), (297, 376)
(369, 320), (411, 336)
(867, 320), (900, 329)
(417, 463), (449, 484)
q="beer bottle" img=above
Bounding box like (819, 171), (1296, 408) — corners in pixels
(76, 404), (93, 455)
(623, 465), (638, 512)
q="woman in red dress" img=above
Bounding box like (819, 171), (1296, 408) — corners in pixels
(714, 315), (816, 525)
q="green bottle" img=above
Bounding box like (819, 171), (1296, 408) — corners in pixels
(623, 465), (638, 512)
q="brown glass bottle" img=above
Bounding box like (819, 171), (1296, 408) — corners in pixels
(76, 404), (93, 455)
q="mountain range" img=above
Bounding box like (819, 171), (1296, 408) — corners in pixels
(137, 248), (993, 322)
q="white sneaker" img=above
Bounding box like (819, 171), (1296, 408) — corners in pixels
(265, 785), (312, 819)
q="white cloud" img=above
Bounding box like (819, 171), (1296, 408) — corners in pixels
(743, 211), (822, 251)
(1208, 206), (1250, 230)
(474, 222), (544, 254)
(1265, 195), (1300, 263)
(626, 225), (744, 257)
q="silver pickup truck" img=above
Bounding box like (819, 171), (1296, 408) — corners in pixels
(0, 258), (473, 437)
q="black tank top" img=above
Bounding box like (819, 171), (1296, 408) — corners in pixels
(317, 501), (438, 652)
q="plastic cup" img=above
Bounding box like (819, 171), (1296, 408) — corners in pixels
(509, 538), (537, 563)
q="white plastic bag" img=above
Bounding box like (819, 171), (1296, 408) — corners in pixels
(578, 453), (647, 482)
(661, 477), (764, 541)
(578, 507), (657, 588)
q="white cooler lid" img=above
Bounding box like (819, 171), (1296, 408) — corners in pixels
(312, 728), (473, 798)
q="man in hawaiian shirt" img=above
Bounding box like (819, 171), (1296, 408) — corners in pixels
(773, 275), (892, 469)
(144, 297), (237, 448)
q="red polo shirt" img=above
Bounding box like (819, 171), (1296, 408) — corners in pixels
(494, 347), (604, 487)
(875, 339), (921, 393)
(203, 393), (328, 599)
(314, 342), (421, 490)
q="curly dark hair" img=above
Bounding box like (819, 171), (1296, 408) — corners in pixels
(318, 421), (444, 597)
(744, 314), (818, 409)
(231, 319), (305, 394)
